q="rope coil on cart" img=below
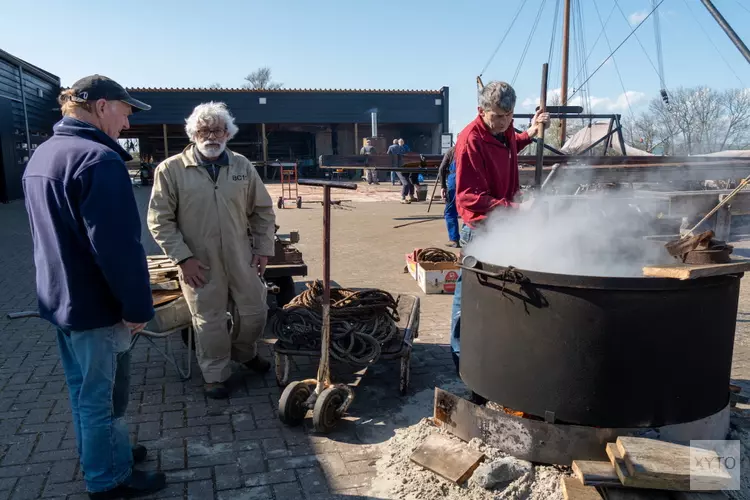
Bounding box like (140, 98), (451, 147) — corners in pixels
(269, 281), (400, 367)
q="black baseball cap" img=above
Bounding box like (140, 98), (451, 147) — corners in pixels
(68, 74), (151, 112)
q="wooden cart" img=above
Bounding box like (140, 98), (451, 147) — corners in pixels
(273, 293), (420, 396)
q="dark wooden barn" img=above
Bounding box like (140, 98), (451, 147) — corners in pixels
(0, 49), (61, 203)
(122, 86), (450, 178)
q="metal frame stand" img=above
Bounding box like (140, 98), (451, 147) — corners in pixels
(277, 179), (359, 433)
(130, 325), (193, 381)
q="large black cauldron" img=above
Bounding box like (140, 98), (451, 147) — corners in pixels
(460, 260), (741, 428)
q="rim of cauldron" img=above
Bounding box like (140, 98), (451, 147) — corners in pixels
(461, 256), (743, 291)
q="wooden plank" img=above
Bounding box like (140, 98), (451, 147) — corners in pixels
(616, 437), (732, 491)
(562, 476), (603, 500)
(642, 259), (750, 280)
(572, 460), (621, 487)
(152, 290), (182, 307)
(409, 433), (484, 485)
(605, 443), (659, 491)
(151, 281), (180, 291)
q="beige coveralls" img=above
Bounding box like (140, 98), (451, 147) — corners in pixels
(147, 145), (276, 383)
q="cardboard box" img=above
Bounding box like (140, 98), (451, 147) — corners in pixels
(416, 261), (460, 294)
(405, 252), (418, 280)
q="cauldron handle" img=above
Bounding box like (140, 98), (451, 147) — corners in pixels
(458, 265), (528, 283)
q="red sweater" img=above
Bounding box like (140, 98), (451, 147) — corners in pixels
(455, 115), (532, 227)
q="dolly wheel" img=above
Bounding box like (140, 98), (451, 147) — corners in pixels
(279, 381), (311, 426)
(277, 196), (284, 209)
(312, 386), (346, 433)
(296, 196), (302, 209)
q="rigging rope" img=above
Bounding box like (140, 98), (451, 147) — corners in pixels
(548, 0), (563, 65)
(569, 2), (617, 95)
(593, 0), (636, 125)
(512, 0), (549, 86)
(479, 0), (528, 78)
(568, 0), (665, 102)
(681, 0), (746, 87)
(416, 247), (459, 263)
(269, 281), (400, 367)
(610, 0), (663, 84)
(651, 0), (667, 93)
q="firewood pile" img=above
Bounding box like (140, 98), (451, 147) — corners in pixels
(147, 255), (180, 291)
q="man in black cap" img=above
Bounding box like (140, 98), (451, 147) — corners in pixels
(22, 75), (166, 499)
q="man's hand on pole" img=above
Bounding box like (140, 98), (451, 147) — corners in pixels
(179, 257), (210, 288)
(252, 255), (268, 276)
(527, 109), (551, 138)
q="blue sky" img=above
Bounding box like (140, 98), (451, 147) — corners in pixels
(1, 0), (749, 132)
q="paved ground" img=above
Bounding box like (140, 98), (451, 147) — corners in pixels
(1, 182), (749, 500)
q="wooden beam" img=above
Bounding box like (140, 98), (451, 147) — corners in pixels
(162, 124), (169, 160)
(262, 123), (268, 179)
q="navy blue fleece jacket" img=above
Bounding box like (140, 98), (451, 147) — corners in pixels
(22, 117), (154, 331)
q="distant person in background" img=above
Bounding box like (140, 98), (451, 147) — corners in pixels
(389, 139), (399, 185)
(439, 146), (459, 247)
(360, 138), (379, 185)
(388, 139), (416, 204)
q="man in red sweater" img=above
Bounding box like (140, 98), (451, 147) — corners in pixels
(450, 80), (549, 373)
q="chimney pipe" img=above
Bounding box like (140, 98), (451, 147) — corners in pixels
(371, 111), (378, 137)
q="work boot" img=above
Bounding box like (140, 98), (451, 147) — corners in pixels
(132, 444), (147, 464)
(244, 355), (271, 374)
(88, 470), (167, 499)
(204, 382), (229, 399)
(446, 241), (461, 249)
(400, 198), (411, 204)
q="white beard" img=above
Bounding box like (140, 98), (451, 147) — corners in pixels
(196, 140), (226, 159)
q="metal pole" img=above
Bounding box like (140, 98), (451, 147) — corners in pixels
(17, 66), (31, 160)
(699, 0), (750, 64)
(354, 123), (358, 153)
(317, 185), (332, 392)
(370, 112), (378, 137)
(535, 63), (549, 188)
(560, 0), (572, 146)
(162, 124), (169, 160)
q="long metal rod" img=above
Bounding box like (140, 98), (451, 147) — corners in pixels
(688, 174), (750, 236)
(577, 126), (620, 156)
(317, 185), (332, 393)
(560, 0), (572, 145)
(535, 63), (549, 188)
(699, 0), (750, 64)
(162, 124), (169, 160)
(17, 66), (31, 160)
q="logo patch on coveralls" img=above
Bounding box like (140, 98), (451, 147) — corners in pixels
(232, 174), (248, 181)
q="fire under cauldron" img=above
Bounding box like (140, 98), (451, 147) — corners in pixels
(460, 258), (741, 430)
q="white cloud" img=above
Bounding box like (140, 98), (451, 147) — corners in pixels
(519, 88), (647, 113)
(628, 10), (648, 25)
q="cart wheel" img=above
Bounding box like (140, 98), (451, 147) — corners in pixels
(277, 196), (284, 209)
(296, 196), (302, 209)
(312, 386), (347, 433)
(279, 381), (311, 426)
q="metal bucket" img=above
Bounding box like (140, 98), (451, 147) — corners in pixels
(460, 260), (741, 428)
(145, 296), (192, 333)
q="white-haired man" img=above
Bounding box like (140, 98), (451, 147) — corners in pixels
(147, 102), (276, 399)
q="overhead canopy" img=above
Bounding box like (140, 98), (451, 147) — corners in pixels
(561, 122), (654, 156)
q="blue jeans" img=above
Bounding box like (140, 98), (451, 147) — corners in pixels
(396, 173), (414, 198)
(57, 323), (134, 493)
(450, 225), (474, 373)
(444, 168), (459, 242)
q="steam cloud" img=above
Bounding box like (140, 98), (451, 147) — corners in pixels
(464, 193), (676, 277)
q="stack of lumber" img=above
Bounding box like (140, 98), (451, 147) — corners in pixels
(563, 437), (732, 499)
(147, 255), (180, 291)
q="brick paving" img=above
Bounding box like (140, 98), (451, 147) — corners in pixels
(0, 184), (461, 500)
(2, 183), (750, 499)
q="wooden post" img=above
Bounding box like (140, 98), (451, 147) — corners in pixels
(354, 123), (359, 153)
(535, 63), (549, 188)
(261, 123), (268, 179)
(560, 0), (572, 146)
(162, 124), (169, 160)
(715, 194), (732, 242)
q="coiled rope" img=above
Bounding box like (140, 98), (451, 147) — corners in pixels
(269, 281), (400, 367)
(416, 247), (458, 263)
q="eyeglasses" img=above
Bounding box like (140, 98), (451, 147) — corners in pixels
(196, 128), (227, 138)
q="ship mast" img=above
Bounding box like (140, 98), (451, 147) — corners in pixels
(559, 0), (572, 146)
